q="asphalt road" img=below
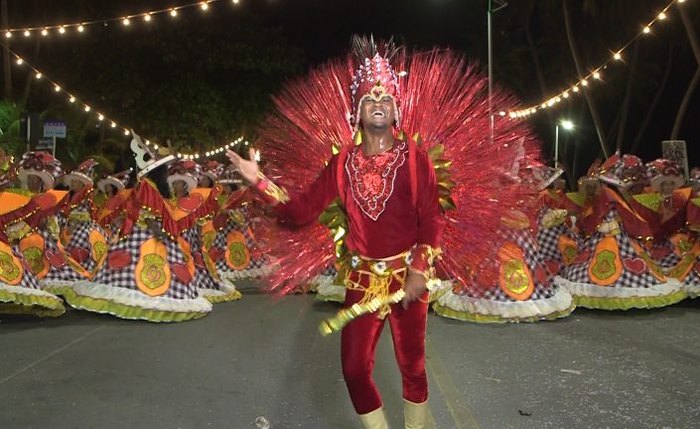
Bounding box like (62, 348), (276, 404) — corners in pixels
(1, 291), (699, 429)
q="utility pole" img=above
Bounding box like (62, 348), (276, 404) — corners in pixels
(487, 0), (508, 144)
(1, 0), (11, 100)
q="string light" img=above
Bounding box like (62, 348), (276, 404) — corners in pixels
(7, 48), (137, 140)
(508, 0), (686, 119)
(0, 0), (242, 38)
(5, 44), (246, 160)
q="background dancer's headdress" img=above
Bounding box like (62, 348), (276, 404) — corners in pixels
(130, 130), (175, 180)
(646, 158), (685, 190)
(18, 151), (64, 190)
(167, 159), (202, 193)
(527, 164), (565, 191)
(217, 165), (242, 185)
(97, 169), (133, 193)
(201, 160), (225, 183)
(599, 154), (648, 190)
(62, 159), (99, 187)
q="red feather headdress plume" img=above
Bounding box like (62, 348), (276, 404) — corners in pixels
(255, 36), (541, 295)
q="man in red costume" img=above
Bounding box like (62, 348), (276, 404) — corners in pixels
(227, 44), (443, 429)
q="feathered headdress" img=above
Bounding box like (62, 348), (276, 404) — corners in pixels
(349, 35), (405, 131)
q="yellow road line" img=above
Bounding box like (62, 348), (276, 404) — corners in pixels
(426, 337), (482, 429)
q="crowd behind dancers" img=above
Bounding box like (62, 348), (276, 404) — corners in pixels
(1, 142), (699, 323)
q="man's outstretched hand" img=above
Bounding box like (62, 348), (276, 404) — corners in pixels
(226, 148), (260, 185)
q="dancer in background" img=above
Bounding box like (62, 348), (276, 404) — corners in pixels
(0, 151), (65, 316)
(61, 134), (213, 322)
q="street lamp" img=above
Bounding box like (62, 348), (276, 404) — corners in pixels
(555, 119), (575, 167)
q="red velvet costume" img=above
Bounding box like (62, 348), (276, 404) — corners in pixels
(261, 137), (443, 413)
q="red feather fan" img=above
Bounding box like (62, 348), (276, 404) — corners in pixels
(255, 46), (541, 295)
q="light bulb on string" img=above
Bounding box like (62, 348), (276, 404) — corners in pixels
(78, 24), (85, 32)
(144, 13), (152, 22)
(69, 96), (76, 103)
(111, 122), (117, 128)
(35, 72), (42, 79)
(15, 58), (23, 65)
(98, 114), (104, 121)
(200, 2), (209, 11)
(5, 31), (11, 38)
(54, 85), (61, 92)
(23, 30), (30, 37)
(41, 28), (48, 36)
(642, 25), (651, 34)
(122, 17), (131, 26)
(58, 26), (66, 34)
(170, 9), (179, 17)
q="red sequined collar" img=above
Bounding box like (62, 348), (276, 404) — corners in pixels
(345, 140), (407, 221)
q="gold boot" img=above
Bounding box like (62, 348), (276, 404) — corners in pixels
(358, 407), (389, 429)
(404, 399), (433, 429)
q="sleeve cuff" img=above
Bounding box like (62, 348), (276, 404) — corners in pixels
(409, 244), (441, 280)
(254, 172), (290, 205)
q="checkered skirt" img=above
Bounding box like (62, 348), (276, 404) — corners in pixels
(92, 225), (199, 300)
(183, 226), (229, 293)
(559, 211), (666, 289)
(7, 243), (43, 291)
(212, 207), (272, 277)
(453, 228), (562, 302)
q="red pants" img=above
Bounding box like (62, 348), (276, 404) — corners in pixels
(341, 272), (429, 415)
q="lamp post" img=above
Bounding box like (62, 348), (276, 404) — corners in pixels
(555, 119), (574, 167)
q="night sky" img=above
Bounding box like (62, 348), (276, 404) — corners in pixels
(4, 0), (700, 180)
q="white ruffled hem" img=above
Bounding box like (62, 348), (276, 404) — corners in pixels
(682, 281), (700, 299)
(435, 285), (574, 319)
(0, 282), (62, 300)
(198, 282), (239, 297)
(315, 282), (345, 302)
(42, 279), (77, 289)
(220, 265), (277, 280)
(71, 281), (213, 313)
(554, 276), (683, 298)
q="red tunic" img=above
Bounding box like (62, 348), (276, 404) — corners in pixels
(275, 140), (444, 259)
